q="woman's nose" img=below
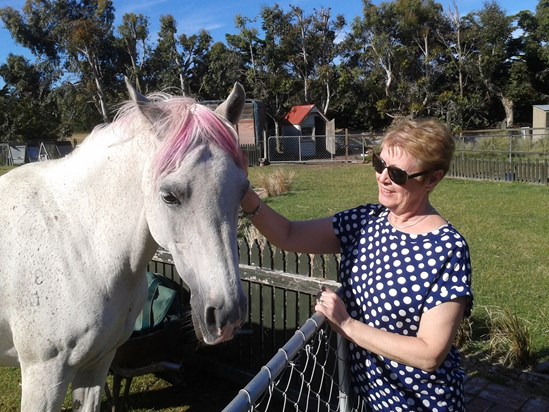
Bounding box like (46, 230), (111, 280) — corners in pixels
(377, 168), (391, 183)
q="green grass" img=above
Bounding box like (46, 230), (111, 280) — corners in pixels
(248, 163), (549, 359)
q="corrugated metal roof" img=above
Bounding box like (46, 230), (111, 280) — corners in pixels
(533, 105), (549, 111)
(283, 104), (315, 125)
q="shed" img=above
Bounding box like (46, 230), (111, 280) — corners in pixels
(278, 105), (334, 159)
(281, 105), (329, 137)
(0, 144), (26, 166)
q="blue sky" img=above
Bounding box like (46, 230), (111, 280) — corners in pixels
(0, 0), (539, 64)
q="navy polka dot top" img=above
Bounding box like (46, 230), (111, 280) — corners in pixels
(333, 204), (473, 411)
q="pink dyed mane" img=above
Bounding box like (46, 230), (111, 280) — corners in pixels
(118, 94), (246, 180)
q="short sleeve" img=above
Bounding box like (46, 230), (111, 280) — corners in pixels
(423, 229), (473, 317)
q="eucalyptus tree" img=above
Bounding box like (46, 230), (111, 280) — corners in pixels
(229, 4), (297, 127)
(278, 5), (345, 113)
(466, 2), (518, 127)
(348, 0), (403, 119)
(117, 13), (149, 93)
(392, 0), (446, 115)
(0, 0), (120, 124)
(147, 15), (212, 97)
(147, 15), (184, 93)
(256, 3), (299, 117)
(347, 0), (439, 120)
(227, 15), (262, 90)
(177, 30), (213, 97)
(435, 2), (486, 129)
(198, 41), (244, 100)
(304, 7), (345, 115)
(0, 55), (62, 141)
(515, 1), (549, 104)
(229, 4), (345, 130)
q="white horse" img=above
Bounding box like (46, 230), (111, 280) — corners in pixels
(0, 80), (249, 411)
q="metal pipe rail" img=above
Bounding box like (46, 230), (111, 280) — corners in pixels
(222, 312), (326, 412)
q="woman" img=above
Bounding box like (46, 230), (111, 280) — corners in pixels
(240, 118), (473, 411)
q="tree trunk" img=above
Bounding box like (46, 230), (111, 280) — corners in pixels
(81, 46), (109, 123)
(501, 96), (514, 128)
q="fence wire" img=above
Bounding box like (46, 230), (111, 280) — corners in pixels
(223, 311), (367, 412)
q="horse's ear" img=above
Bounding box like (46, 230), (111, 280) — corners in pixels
(125, 76), (163, 125)
(214, 82), (245, 126)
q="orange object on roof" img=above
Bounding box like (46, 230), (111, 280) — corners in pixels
(283, 105), (315, 125)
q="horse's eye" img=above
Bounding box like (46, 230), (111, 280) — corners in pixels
(161, 192), (180, 205)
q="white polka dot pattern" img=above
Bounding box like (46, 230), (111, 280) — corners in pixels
(333, 204), (473, 411)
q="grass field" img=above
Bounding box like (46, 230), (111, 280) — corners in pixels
(0, 162), (546, 410)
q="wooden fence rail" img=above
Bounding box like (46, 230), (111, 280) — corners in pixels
(449, 156), (548, 184)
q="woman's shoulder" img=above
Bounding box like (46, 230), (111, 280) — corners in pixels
(334, 204), (386, 221)
(333, 204), (386, 241)
(434, 222), (468, 243)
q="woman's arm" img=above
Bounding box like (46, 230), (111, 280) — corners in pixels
(241, 187), (340, 255)
(316, 290), (467, 372)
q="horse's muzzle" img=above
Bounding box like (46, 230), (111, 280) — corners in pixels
(191, 296), (248, 345)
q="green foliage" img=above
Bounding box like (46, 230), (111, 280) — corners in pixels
(0, 55), (63, 141)
(0, 1), (548, 138)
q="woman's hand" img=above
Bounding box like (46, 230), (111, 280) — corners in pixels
(315, 288), (354, 340)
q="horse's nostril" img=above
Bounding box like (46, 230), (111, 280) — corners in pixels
(205, 306), (217, 327)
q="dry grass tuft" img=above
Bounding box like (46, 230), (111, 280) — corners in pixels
(486, 306), (533, 368)
(256, 169), (295, 197)
(455, 317), (473, 348)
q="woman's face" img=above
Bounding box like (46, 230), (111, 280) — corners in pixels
(376, 147), (430, 214)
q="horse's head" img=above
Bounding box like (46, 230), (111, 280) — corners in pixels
(127, 80), (248, 344)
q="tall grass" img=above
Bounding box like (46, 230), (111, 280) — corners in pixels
(248, 163), (549, 362)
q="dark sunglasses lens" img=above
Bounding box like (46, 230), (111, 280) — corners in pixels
(372, 154), (384, 173)
(388, 168), (407, 185)
(372, 153), (407, 184)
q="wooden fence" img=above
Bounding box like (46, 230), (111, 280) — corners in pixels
(449, 156), (548, 185)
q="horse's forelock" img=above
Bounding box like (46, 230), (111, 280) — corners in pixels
(152, 99), (246, 181)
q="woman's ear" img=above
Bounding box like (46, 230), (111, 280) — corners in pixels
(426, 170), (444, 191)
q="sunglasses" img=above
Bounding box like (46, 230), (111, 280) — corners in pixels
(371, 151), (431, 185)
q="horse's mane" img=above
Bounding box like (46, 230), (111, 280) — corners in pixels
(113, 92), (247, 181)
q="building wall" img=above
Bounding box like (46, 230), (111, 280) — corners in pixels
(533, 106), (549, 129)
(237, 120), (256, 145)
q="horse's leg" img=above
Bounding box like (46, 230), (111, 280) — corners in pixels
(71, 352), (115, 412)
(20, 363), (72, 411)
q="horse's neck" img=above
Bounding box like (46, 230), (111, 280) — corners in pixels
(62, 129), (158, 272)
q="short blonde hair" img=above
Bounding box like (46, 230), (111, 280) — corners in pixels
(381, 118), (455, 175)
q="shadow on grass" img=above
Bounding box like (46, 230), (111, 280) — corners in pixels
(97, 366), (241, 412)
